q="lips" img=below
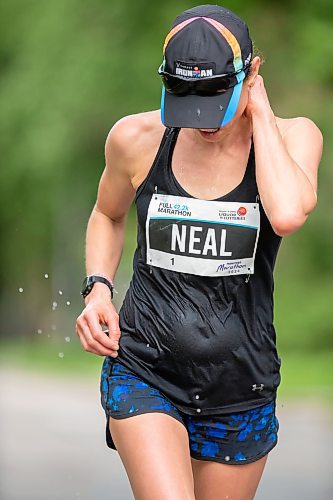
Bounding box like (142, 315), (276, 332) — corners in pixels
(200, 128), (219, 133)
(198, 128), (220, 138)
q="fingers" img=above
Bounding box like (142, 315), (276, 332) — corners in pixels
(85, 313), (119, 351)
(77, 326), (108, 356)
(106, 313), (122, 342)
(76, 314), (119, 357)
(249, 75), (262, 90)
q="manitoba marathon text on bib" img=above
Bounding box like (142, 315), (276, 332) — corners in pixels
(146, 194), (260, 277)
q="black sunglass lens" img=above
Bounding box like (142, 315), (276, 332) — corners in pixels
(162, 75), (190, 95)
(195, 76), (232, 95)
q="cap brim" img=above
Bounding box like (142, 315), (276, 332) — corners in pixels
(161, 79), (243, 129)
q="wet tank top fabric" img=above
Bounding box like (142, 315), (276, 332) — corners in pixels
(115, 126), (282, 416)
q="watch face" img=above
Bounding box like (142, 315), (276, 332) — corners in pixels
(81, 277), (90, 295)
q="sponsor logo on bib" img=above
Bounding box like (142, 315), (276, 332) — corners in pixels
(237, 206), (247, 216)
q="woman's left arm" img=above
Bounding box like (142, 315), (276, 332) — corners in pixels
(247, 75), (323, 237)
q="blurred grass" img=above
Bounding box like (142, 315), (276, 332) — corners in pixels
(1, 336), (332, 407)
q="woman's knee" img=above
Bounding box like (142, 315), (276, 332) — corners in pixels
(109, 411), (195, 500)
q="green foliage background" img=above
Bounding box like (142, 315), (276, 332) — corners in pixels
(0, 1), (332, 391)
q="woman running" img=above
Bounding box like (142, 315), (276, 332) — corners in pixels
(76, 5), (322, 499)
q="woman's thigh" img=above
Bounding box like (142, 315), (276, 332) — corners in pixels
(191, 453), (268, 500)
(102, 359), (195, 499)
(109, 412), (195, 500)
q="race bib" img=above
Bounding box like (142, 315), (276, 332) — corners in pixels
(146, 194), (260, 277)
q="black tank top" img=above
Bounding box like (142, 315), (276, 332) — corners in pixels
(116, 126), (282, 416)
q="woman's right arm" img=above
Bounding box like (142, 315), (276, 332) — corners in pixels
(75, 117), (137, 357)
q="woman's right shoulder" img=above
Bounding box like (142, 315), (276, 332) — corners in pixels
(104, 110), (168, 185)
(105, 110), (166, 160)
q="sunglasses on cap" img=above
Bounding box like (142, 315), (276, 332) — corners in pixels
(158, 63), (251, 96)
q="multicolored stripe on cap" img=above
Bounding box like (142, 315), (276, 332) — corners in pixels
(163, 17), (201, 53)
(202, 17), (243, 73)
(163, 16), (244, 74)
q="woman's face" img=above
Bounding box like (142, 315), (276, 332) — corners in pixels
(194, 57), (261, 142)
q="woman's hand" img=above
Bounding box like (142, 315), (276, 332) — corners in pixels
(75, 294), (121, 357)
(244, 75), (273, 120)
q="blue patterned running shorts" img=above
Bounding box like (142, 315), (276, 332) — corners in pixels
(100, 356), (279, 465)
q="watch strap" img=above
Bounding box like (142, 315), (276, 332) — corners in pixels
(81, 275), (114, 299)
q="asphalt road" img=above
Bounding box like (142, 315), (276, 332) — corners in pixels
(1, 366), (332, 500)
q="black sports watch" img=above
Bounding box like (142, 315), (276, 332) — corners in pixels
(81, 275), (114, 299)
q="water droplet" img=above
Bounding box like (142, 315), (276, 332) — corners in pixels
(58, 352), (64, 358)
(146, 343), (150, 347)
(37, 329), (43, 334)
(18, 287), (24, 293)
(51, 324), (57, 331)
(66, 301), (71, 306)
(113, 288), (118, 295)
(196, 108), (201, 120)
(44, 273), (49, 279)
(58, 290), (63, 295)
(65, 336), (71, 342)
(225, 455), (230, 461)
(219, 105), (224, 111)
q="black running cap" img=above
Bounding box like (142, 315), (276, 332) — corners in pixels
(160, 5), (253, 129)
